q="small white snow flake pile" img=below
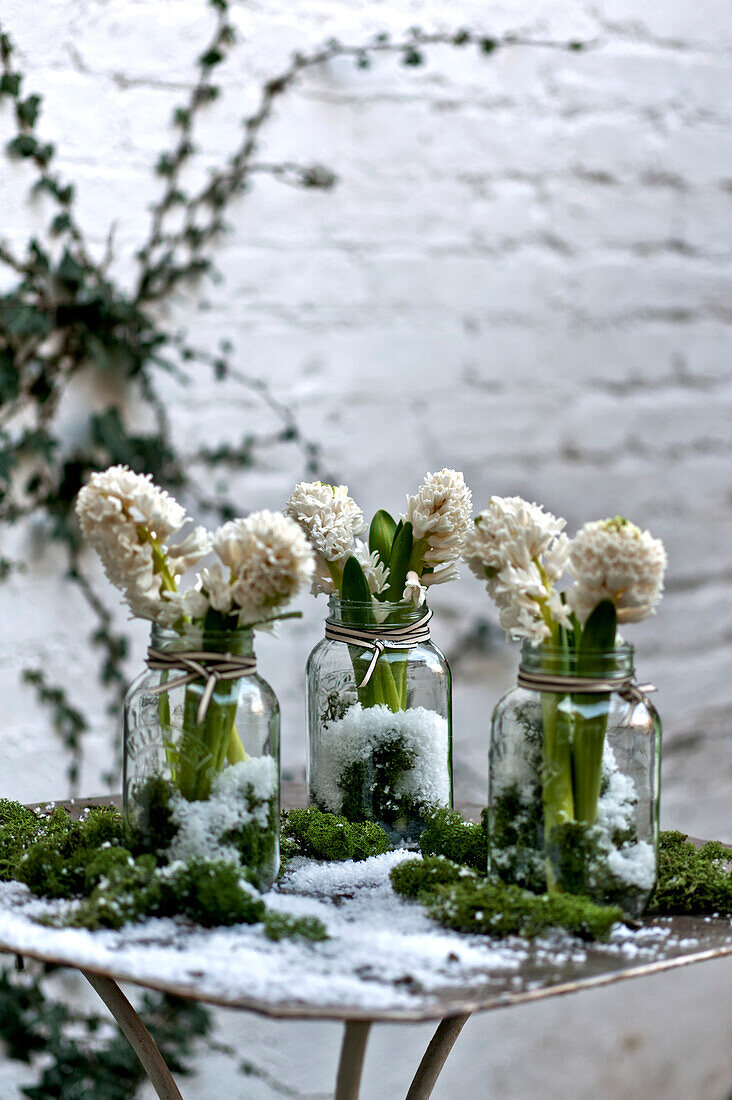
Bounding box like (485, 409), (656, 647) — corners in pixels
(310, 703), (451, 816)
(568, 517), (667, 625)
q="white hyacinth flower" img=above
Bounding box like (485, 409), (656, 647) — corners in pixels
(212, 510), (315, 626)
(75, 465), (188, 622)
(403, 570), (427, 607)
(403, 468), (473, 566)
(285, 481), (365, 562)
(568, 517), (667, 625)
(463, 496), (571, 644)
(353, 539), (390, 596)
(166, 526), (212, 578)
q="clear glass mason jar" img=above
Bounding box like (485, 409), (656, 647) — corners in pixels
(306, 597), (452, 846)
(123, 625), (280, 890)
(488, 641), (661, 916)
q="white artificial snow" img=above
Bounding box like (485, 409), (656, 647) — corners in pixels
(596, 747), (638, 837)
(606, 840), (657, 891)
(310, 703), (450, 812)
(168, 756), (277, 864)
(595, 743), (654, 892)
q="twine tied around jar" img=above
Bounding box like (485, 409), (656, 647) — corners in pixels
(145, 648), (257, 724)
(324, 608), (433, 688)
(516, 668), (656, 722)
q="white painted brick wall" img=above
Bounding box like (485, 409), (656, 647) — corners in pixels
(1, 1), (730, 1096)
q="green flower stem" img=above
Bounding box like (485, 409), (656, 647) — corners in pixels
(174, 619), (251, 801)
(537, 617), (574, 891)
(571, 700), (610, 824)
(540, 694), (575, 841)
(570, 600), (617, 826)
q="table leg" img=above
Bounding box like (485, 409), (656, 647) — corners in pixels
(81, 969), (184, 1100)
(405, 1013), (471, 1100)
(335, 1020), (372, 1100)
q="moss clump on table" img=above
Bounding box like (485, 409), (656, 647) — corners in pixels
(131, 770), (280, 893)
(649, 831), (732, 916)
(0, 800), (326, 939)
(390, 856), (623, 941)
(393, 809), (732, 939)
(281, 807), (390, 863)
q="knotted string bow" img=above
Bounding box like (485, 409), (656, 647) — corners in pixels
(516, 669), (656, 722)
(324, 608), (433, 688)
(146, 648), (257, 725)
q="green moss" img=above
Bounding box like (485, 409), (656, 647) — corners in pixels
(650, 831), (732, 916)
(390, 855), (470, 900)
(282, 807), (390, 862)
(69, 855), (164, 930)
(77, 806), (128, 850)
(127, 776), (178, 855)
(162, 860), (266, 928)
(427, 878), (622, 941)
(83, 846), (135, 893)
(262, 911), (328, 942)
(419, 806), (487, 871)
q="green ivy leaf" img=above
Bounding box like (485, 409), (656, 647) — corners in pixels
(0, 72), (21, 96)
(0, 301), (52, 338)
(55, 249), (85, 287)
(6, 133), (37, 158)
(15, 94), (41, 127)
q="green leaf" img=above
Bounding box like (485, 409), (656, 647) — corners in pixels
(369, 509), (396, 568)
(0, 72), (21, 96)
(6, 133), (37, 158)
(578, 599), (617, 654)
(0, 349), (19, 401)
(386, 520), (413, 602)
(55, 249), (85, 287)
(1, 301), (52, 338)
(341, 555), (372, 607)
(16, 94), (41, 128)
(50, 213), (72, 236)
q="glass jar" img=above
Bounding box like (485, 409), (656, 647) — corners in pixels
(306, 597), (452, 846)
(488, 641), (661, 916)
(123, 625), (280, 890)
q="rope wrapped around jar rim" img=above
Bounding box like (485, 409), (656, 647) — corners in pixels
(145, 649), (257, 724)
(324, 608), (433, 688)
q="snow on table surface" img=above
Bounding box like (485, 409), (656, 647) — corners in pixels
(0, 850), (729, 1021)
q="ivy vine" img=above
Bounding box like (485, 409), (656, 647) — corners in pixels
(0, 1), (588, 1092)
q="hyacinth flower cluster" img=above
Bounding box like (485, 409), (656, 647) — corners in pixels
(463, 497), (667, 875)
(286, 471), (472, 710)
(76, 466), (314, 799)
